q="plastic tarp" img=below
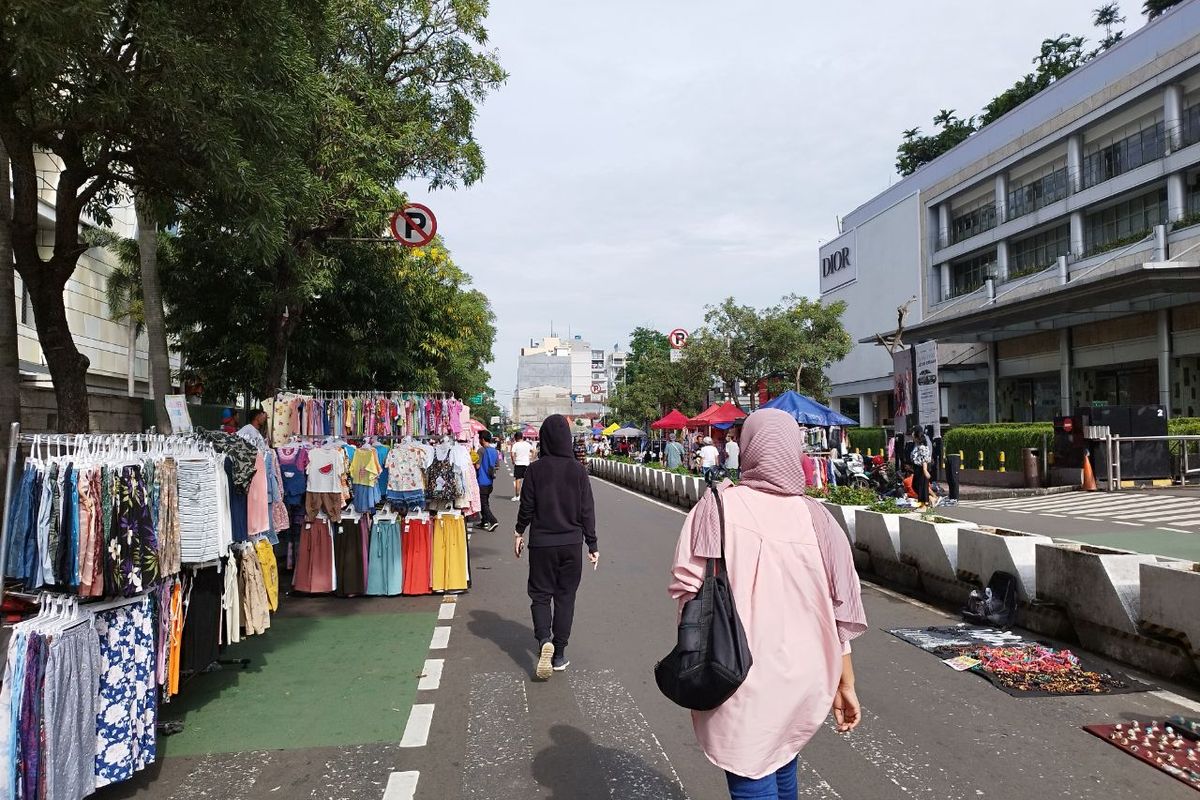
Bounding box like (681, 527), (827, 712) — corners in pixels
(602, 422), (621, 436)
(761, 391), (858, 427)
(650, 409), (691, 430)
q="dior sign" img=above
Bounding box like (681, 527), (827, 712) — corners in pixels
(819, 232), (857, 294)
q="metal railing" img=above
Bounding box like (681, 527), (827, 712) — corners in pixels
(1102, 433), (1200, 490)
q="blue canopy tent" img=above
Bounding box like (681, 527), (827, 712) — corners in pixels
(761, 391), (858, 427)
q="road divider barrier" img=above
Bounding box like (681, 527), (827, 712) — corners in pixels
(587, 459), (1200, 684)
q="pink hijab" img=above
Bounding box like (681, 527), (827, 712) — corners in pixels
(690, 409), (806, 557)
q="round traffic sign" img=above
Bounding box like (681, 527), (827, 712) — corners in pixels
(591, 383), (603, 394)
(390, 203), (438, 247)
(1063, 418), (1073, 433)
(668, 328), (689, 349)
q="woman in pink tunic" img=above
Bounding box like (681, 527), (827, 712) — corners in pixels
(669, 408), (867, 799)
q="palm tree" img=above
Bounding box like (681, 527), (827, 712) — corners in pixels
(1144, 0), (1183, 19)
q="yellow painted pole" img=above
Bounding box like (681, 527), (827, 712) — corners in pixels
(999, 451), (1006, 472)
(978, 450), (985, 470)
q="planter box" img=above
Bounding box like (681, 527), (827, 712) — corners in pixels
(684, 476), (700, 507)
(899, 516), (971, 583)
(1035, 542), (1165, 636)
(957, 526), (1051, 603)
(822, 503), (867, 544)
(854, 510), (907, 562)
(1140, 561), (1200, 657)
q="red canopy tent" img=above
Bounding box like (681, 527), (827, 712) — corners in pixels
(689, 402), (746, 427)
(687, 402), (723, 427)
(650, 409), (691, 430)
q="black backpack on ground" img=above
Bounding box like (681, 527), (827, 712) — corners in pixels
(654, 488), (753, 711)
(962, 570), (1019, 629)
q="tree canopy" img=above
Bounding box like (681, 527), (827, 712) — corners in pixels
(895, 3), (1146, 176)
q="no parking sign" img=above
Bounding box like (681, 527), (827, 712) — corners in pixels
(389, 203), (438, 247)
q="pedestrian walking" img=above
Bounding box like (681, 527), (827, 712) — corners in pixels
(911, 428), (936, 507)
(724, 432), (740, 480)
(514, 414), (598, 681)
(664, 435), (686, 470)
(699, 436), (720, 481)
(669, 408), (866, 799)
(510, 433), (534, 502)
(476, 431), (500, 531)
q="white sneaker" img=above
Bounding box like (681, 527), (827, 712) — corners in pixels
(535, 641), (554, 681)
(511, 495), (520, 502)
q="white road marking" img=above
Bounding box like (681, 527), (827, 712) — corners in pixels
(382, 771), (419, 800)
(1151, 690), (1200, 714)
(862, 580), (955, 619)
(796, 758), (842, 799)
(438, 602), (457, 620)
(593, 476), (688, 515)
(823, 710), (978, 799)
(464, 673), (536, 798)
(399, 704), (435, 747)
(570, 670), (689, 800)
(418, 658), (444, 691)
(430, 626), (451, 649)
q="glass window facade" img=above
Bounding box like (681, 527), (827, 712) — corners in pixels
(1008, 224), (1071, 279)
(1184, 103), (1200, 149)
(950, 250), (996, 298)
(1082, 120), (1166, 189)
(950, 199), (997, 245)
(1006, 165), (1069, 221)
(1083, 187), (1167, 256)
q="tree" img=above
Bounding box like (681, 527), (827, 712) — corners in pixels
(0, 0), (318, 430)
(898, 9), (1130, 174)
(618, 326), (670, 386)
(895, 111), (977, 177)
(759, 295), (853, 400)
(0, 141), (18, 504)
(1144, 0), (1184, 18)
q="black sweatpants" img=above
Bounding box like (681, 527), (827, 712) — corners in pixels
(479, 485), (497, 526)
(527, 543), (583, 649)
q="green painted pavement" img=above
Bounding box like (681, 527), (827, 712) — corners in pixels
(1056, 529), (1200, 561)
(159, 611), (437, 756)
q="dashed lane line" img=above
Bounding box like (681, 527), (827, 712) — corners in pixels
(430, 626), (451, 649)
(438, 602), (457, 620)
(400, 704), (435, 748)
(418, 658), (444, 691)
(382, 771), (420, 800)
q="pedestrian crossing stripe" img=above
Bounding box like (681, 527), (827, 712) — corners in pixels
(966, 492), (1200, 527)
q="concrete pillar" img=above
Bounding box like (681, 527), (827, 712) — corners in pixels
(996, 239), (1010, 282)
(858, 393), (875, 426)
(1070, 211), (1085, 257)
(1059, 329), (1072, 417)
(987, 341), (998, 423)
(1154, 224), (1169, 261)
(1165, 84), (1185, 153)
(937, 203), (951, 249)
(940, 262), (951, 301)
(1057, 255), (1069, 285)
(1167, 171), (1187, 223)
(1067, 134), (1084, 193)
(1158, 309), (1171, 416)
(994, 172), (1009, 223)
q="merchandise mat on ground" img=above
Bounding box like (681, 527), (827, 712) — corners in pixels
(887, 624), (1154, 697)
(1083, 719), (1200, 791)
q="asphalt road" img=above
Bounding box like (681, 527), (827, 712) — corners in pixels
(399, 469), (1200, 800)
(93, 469), (1200, 799)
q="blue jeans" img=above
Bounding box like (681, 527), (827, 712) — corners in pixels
(725, 758), (797, 800)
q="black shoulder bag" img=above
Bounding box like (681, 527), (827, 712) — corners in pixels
(654, 488), (753, 711)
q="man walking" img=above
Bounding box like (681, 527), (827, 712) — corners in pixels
(510, 433), (534, 502)
(514, 414), (598, 680)
(664, 434), (685, 470)
(476, 431), (500, 531)
(724, 431), (740, 480)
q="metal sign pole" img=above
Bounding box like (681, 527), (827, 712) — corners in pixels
(0, 421), (21, 605)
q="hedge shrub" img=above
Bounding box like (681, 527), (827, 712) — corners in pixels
(942, 423), (1052, 471)
(847, 427), (886, 455)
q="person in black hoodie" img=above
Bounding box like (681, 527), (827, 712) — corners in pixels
(514, 414), (599, 680)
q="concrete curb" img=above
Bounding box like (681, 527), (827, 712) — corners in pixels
(585, 459), (1200, 683)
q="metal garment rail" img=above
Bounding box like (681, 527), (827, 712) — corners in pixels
(1102, 433), (1200, 491)
(0, 422), (20, 608)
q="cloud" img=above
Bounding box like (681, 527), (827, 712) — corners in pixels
(417, 0), (1102, 405)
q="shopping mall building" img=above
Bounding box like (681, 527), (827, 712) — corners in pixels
(824, 2), (1200, 426)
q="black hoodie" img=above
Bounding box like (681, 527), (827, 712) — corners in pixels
(515, 415), (597, 552)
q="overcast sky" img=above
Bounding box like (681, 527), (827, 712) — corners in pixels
(420, 0), (1109, 408)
